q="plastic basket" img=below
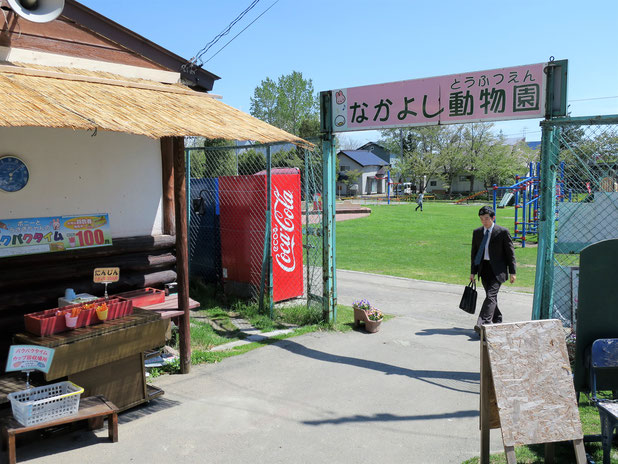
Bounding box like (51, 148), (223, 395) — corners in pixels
(7, 381), (84, 427)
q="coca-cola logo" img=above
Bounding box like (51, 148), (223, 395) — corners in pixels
(272, 186), (297, 273)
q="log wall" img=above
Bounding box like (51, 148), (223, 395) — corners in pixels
(0, 234), (177, 363)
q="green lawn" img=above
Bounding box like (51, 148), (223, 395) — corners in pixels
(336, 202), (537, 290)
(462, 392), (617, 463)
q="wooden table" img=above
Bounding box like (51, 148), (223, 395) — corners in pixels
(2, 395), (118, 464)
(13, 308), (167, 412)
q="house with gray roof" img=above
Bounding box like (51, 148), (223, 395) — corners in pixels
(357, 142), (400, 165)
(337, 150), (389, 196)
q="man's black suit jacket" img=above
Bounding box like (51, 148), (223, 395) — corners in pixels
(470, 224), (516, 283)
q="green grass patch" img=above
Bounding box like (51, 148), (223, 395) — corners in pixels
(148, 278), (369, 378)
(150, 304), (361, 377)
(336, 203), (537, 290)
(462, 392), (617, 463)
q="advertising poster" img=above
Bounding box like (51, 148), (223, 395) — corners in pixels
(0, 213), (112, 258)
(271, 172), (303, 301)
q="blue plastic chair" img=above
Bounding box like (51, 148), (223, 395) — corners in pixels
(590, 339), (618, 464)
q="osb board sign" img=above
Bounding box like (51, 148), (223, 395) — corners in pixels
(484, 320), (582, 447)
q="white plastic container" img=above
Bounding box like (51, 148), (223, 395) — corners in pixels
(7, 381), (84, 427)
(57, 293), (98, 308)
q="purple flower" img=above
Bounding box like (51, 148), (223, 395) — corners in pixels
(352, 299), (372, 311)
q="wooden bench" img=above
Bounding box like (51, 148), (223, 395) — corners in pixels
(138, 293), (200, 319)
(1, 395), (118, 464)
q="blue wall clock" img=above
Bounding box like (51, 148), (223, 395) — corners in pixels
(0, 156), (30, 192)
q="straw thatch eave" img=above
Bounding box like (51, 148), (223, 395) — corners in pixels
(0, 64), (312, 147)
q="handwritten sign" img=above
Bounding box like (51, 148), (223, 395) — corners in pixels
(6, 345), (55, 374)
(93, 267), (120, 283)
(330, 62), (548, 132)
(0, 213), (112, 258)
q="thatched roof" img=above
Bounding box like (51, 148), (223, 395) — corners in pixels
(0, 63), (311, 146)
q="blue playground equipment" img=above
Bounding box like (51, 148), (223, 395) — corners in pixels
(492, 162), (568, 248)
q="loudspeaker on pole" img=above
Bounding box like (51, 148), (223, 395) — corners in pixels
(6, 0), (64, 23)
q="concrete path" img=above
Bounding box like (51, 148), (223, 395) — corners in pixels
(16, 270), (534, 464)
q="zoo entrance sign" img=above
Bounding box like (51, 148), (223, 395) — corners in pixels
(329, 62), (552, 132)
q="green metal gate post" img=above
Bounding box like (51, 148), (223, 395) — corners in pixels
(531, 59), (568, 320)
(259, 145), (274, 317)
(320, 91), (337, 323)
(304, 148), (311, 306)
(532, 123), (559, 320)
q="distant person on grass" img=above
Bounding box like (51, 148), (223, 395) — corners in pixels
(469, 206), (516, 333)
(415, 192), (424, 212)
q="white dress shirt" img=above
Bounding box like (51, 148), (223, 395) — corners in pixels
(483, 223), (495, 261)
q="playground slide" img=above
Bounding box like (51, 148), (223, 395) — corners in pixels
(499, 192), (514, 208)
(455, 190), (488, 204)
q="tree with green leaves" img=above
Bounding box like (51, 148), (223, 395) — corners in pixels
(237, 149), (265, 175)
(380, 126), (462, 192)
(462, 122), (498, 193)
(477, 141), (523, 188)
(188, 138), (236, 178)
(435, 126), (467, 196)
(250, 71), (318, 136)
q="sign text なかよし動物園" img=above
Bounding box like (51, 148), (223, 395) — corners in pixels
(330, 62), (547, 132)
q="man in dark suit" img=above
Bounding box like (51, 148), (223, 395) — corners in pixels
(469, 206), (516, 332)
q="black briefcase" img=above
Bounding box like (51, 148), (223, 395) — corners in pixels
(459, 280), (478, 314)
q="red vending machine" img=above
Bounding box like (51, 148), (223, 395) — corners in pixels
(219, 169), (303, 302)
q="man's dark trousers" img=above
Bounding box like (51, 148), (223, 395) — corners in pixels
(478, 260), (503, 324)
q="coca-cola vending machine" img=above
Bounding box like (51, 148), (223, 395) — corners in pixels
(219, 169), (303, 302)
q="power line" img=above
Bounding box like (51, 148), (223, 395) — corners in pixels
(205, 0), (281, 63)
(569, 95), (618, 102)
(192, 0), (262, 66)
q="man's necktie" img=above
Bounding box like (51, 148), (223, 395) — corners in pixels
(474, 229), (490, 266)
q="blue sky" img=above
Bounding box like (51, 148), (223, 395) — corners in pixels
(79, 0), (618, 145)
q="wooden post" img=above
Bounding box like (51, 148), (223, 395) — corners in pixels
(572, 439), (587, 464)
(160, 137), (175, 236)
(545, 442), (555, 463)
(480, 332), (490, 464)
(173, 136), (191, 374)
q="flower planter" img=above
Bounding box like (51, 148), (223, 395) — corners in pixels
(106, 298), (133, 320)
(353, 307), (383, 333)
(24, 297), (133, 336)
(113, 288), (165, 307)
(24, 308), (67, 336)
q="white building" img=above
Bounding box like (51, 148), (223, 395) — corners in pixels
(337, 150), (389, 196)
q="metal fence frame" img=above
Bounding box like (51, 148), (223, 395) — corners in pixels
(532, 114), (618, 323)
(186, 139), (331, 320)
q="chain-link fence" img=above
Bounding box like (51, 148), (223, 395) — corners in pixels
(539, 117), (618, 326)
(187, 139), (324, 316)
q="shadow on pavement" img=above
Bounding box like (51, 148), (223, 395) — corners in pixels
(302, 410), (478, 426)
(12, 428), (115, 462)
(271, 339), (480, 395)
(415, 327), (479, 341)
(14, 397), (183, 462)
(119, 397), (182, 424)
